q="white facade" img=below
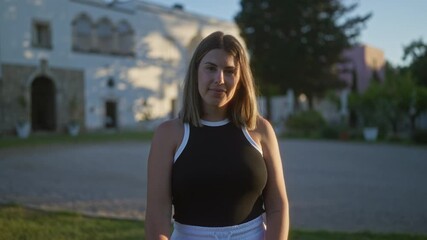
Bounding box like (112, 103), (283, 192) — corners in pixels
(0, 0), (241, 132)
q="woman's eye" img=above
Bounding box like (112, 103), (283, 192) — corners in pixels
(225, 69), (235, 75)
(206, 66), (216, 72)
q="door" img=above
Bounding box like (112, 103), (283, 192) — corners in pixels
(31, 76), (56, 131)
(105, 100), (117, 128)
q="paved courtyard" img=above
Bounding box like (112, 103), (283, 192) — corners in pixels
(0, 139), (426, 234)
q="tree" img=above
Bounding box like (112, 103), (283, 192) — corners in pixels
(348, 81), (383, 128)
(402, 39), (427, 87)
(377, 68), (413, 135)
(235, 0), (371, 118)
(349, 64), (427, 136)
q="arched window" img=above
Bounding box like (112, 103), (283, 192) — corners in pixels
(116, 20), (134, 55)
(95, 18), (114, 53)
(72, 14), (92, 52)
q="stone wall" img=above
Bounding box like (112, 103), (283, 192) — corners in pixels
(0, 63), (84, 135)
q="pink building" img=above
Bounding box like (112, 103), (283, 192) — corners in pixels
(338, 44), (385, 93)
(311, 44), (386, 124)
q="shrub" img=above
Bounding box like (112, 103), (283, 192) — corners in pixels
(320, 126), (338, 139)
(285, 110), (326, 137)
(412, 129), (427, 144)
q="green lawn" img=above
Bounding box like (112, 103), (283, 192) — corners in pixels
(0, 204), (144, 240)
(1, 204), (426, 240)
(289, 230), (427, 240)
(0, 130), (153, 149)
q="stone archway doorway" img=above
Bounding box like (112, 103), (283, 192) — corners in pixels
(31, 76), (56, 131)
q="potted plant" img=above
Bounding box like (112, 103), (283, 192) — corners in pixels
(15, 94), (31, 138)
(349, 83), (383, 141)
(138, 98), (154, 130)
(67, 95), (80, 136)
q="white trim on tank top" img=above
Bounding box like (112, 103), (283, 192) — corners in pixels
(174, 123), (190, 162)
(173, 120), (263, 163)
(200, 119), (230, 126)
(242, 127), (263, 155)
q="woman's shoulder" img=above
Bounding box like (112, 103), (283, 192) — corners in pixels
(153, 118), (184, 144)
(247, 116), (275, 145)
(253, 116), (281, 159)
(156, 118), (183, 131)
(254, 116), (274, 135)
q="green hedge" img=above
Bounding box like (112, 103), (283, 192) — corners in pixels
(285, 110), (326, 137)
(413, 129), (427, 144)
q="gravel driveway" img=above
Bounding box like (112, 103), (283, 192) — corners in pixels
(0, 139), (426, 234)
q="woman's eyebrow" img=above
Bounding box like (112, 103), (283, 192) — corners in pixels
(203, 62), (236, 69)
(203, 61), (216, 65)
(224, 66), (236, 70)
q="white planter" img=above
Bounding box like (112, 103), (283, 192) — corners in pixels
(363, 127), (378, 141)
(67, 123), (80, 136)
(15, 122), (31, 139)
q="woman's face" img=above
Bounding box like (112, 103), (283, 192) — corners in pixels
(197, 49), (240, 111)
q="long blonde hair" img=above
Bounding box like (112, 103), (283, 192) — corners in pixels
(181, 31), (259, 130)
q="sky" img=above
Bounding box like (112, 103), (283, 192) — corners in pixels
(149, 0), (427, 67)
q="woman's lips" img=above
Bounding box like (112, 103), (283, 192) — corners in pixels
(209, 88), (226, 93)
(209, 88), (226, 97)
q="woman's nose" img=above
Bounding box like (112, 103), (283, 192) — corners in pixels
(214, 70), (225, 85)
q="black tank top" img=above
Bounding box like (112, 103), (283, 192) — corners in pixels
(171, 119), (267, 227)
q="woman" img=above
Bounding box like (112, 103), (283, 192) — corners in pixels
(145, 31), (289, 240)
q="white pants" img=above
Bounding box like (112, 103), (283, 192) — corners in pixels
(171, 215), (265, 240)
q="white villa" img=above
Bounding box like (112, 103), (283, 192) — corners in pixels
(0, 0), (241, 134)
(4, 0), (416, 137)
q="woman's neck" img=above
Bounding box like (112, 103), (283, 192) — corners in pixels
(202, 106), (227, 121)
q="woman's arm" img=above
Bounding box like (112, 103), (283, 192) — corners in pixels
(145, 119), (182, 240)
(257, 117), (289, 240)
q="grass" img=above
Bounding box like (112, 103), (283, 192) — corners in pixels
(0, 204), (144, 240)
(0, 130), (154, 149)
(1, 204), (426, 240)
(290, 230), (427, 240)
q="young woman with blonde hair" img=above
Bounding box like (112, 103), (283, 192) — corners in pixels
(145, 31), (289, 240)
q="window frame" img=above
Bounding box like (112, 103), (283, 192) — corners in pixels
(94, 17), (114, 54)
(116, 20), (134, 56)
(32, 20), (52, 49)
(72, 13), (93, 52)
